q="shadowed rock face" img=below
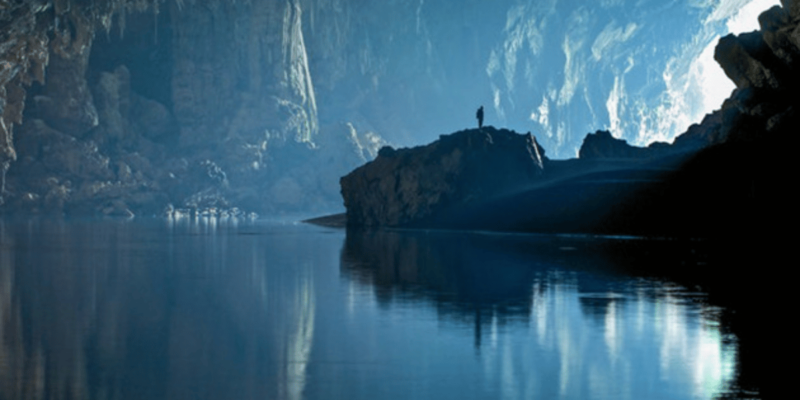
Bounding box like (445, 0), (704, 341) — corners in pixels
(583, 2), (800, 162)
(578, 130), (659, 160)
(711, 2), (800, 143)
(340, 2), (799, 236)
(340, 127), (545, 226)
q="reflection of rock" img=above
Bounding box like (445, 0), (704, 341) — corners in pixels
(339, 227), (720, 336)
(341, 127), (546, 226)
(0, 219), (320, 400)
(341, 229), (537, 317)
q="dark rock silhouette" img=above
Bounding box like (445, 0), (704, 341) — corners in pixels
(339, 2), (797, 239)
(340, 127), (545, 226)
(578, 130), (662, 160)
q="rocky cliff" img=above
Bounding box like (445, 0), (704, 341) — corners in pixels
(0, 0), (383, 217)
(339, 0), (798, 236)
(341, 127), (545, 226)
(2, 0), (796, 218)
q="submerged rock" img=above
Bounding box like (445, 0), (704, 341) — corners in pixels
(340, 127), (546, 226)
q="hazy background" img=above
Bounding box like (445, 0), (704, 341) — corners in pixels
(312, 0), (779, 158)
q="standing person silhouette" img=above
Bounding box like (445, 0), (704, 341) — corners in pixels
(476, 106), (484, 128)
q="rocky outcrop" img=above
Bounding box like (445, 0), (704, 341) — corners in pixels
(712, 1), (800, 143)
(340, 2), (800, 235)
(340, 127), (545, 226)
(715, 32), (784, 91)
(0, 0), (151, 202)
(578, 130), (665, 160)
(582, 1), (800, 162)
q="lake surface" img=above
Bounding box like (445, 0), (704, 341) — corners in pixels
(0, 217), (756, 399)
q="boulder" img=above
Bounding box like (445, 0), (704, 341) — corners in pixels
(340, 127), (546, 227)
(15, 119), (114, 182)
(759, 6), (798, 68)
(714, 32), (782, 91)
(781, 0), (800, 21)
(34, 51), (99, 136)
(578, 130), (651, 159)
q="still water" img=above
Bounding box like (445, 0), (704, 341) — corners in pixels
(0, 217), (748, 399)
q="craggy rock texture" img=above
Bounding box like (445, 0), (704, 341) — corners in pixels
(578, 130), (661, 160)
(581, 1), (800, 162)
(170, 0), (318, 148)
(0, 0), (147, 201)
(712, 1), (800, 143)
(0, 0), (380, 216)
(340, 127), (545, 226)
(2, 0), (797, 218)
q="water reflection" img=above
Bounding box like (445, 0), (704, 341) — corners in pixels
(0, 217), (321, 400)
(340, 229), (741, 399)
(0, 219), (751, 399)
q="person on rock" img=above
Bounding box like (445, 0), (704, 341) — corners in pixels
(476, 105), (484, 129)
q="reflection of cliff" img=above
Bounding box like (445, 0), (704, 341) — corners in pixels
(340, 228), (710, 343)
(339, 228), (741, 397)
(341, 229), (537, 320)
(0, 218), (317, 400)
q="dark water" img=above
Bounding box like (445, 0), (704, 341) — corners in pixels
(0, 217), (755, 399)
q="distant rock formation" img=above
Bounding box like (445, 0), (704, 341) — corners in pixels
(340, 127), (545, 226)
(578, 130), (670, 160)
(2, 0), (796, 220)
(0, 1), (381, 217)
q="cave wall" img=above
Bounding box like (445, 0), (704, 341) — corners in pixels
(0, 0), (497, 217)
(0, 0), (378, 216)
(170, 0), (318, 149)
(5, 0), (793, 217)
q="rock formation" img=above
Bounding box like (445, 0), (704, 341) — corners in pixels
(0, 0), (381, 217)
(1, 0), (797, 220)
(578, 130), (662, 160)
(340, 127), (545, 226)
(712, 2), (800, 142)
(339, 1), (798, 236)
